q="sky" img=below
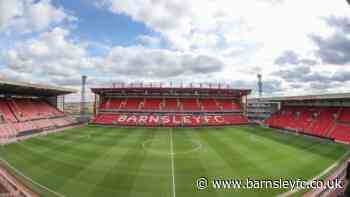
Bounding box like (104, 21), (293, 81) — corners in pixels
(0, 0), (350, 101)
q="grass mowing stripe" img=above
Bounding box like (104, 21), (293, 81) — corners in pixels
(240, 126), (345, 157)
(197, 128), (277, 197)
(8, 129), (123, 166)
(177, 128), (220, 197)
(0, 157), (66, 197)
(219, 127), (309, 176)
(278, 149), (350, 197)
(1, 126), (348, 197)
(202, 128), (271, 178)
(90, 129), (156, 197)
(0, 128), (137, 196)
(58, 129), (142, 196)
(33, 127), (105, 141)
(128, 128), (172, 197)
(238, 126), (348, 178)
(18, 133), (132, 190)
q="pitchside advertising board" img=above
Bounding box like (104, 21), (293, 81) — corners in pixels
(114, 114), (228, 124)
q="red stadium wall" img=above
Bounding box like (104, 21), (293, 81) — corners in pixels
(92, 114), (248, 127)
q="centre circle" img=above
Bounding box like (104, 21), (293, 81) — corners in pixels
(142, 139), (202, 155)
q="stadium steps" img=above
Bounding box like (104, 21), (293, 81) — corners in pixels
(325, 123), (338, 138)
(7, 100), (22, 122)
(329, 123), (350, 143)
(0, 100), (17, 123)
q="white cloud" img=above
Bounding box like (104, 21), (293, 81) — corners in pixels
(0, 0), (23, 27)
(95, 0), (350, 96)
(2, 27), (224, 86)
(2, 0), (350, 99)
(0, 0), (75, 33)
(96, 45), (224, 78)
(3, 27), (90, 78)
(136, 35), (161, 47)
(96, 0), (347, 52)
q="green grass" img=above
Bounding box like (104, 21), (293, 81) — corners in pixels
(0, 125), (348, 197)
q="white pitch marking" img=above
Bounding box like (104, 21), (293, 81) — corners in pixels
(170, 128), (176, 197)
(142, 139), (202, 155)
(0, 157), (66, 197)
(277, 149), (350, 197)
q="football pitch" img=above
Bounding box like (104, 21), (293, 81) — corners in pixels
(0, 125), (348, 197)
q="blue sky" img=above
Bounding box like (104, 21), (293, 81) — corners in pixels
(52, 0), (154, 48)
(1, 0), (350, 100)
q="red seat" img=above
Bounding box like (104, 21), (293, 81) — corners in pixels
(163, 99), (179, 111)
(143, 99), (162, 110)
(181, 99), (201, 111)
(265, 106), (341, 140)
(218, 100), (241, 111)
(123, 98), (143, 110)
(201, 99), (221, 111)
(0, 100), (17, 123)
(100, 98), (124, 109)
(0, 98), (75, 136)
(338, 108), (350, 123)
(330, 124), (350, 142)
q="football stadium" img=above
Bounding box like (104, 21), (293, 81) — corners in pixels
(1, 0), (350, 197)
(0, 80), (349, 197)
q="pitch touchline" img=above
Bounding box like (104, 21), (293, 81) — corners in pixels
(170, 128), (176, 197)
(277, 149), (350, 197)
(0, 157), (66, 197)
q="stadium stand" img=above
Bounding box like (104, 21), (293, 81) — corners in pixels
(163, 98), (179, 111)
(91, 83), (251, 127)
(263, 95), (350, 144)
(0, 97), (77, 138)
(0, 100), (17, 123)
(338, 107), (350, 123)
(181, 98), (201, 111)
(98, 98), (244, 113)
(123, 98), (143, 110)
(0, 79), (78, 143)
(142, 98), (162, 110)
(220, 99), (241, 111)
(329, 123), (350, 142)
(201, 99), (220, 111)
